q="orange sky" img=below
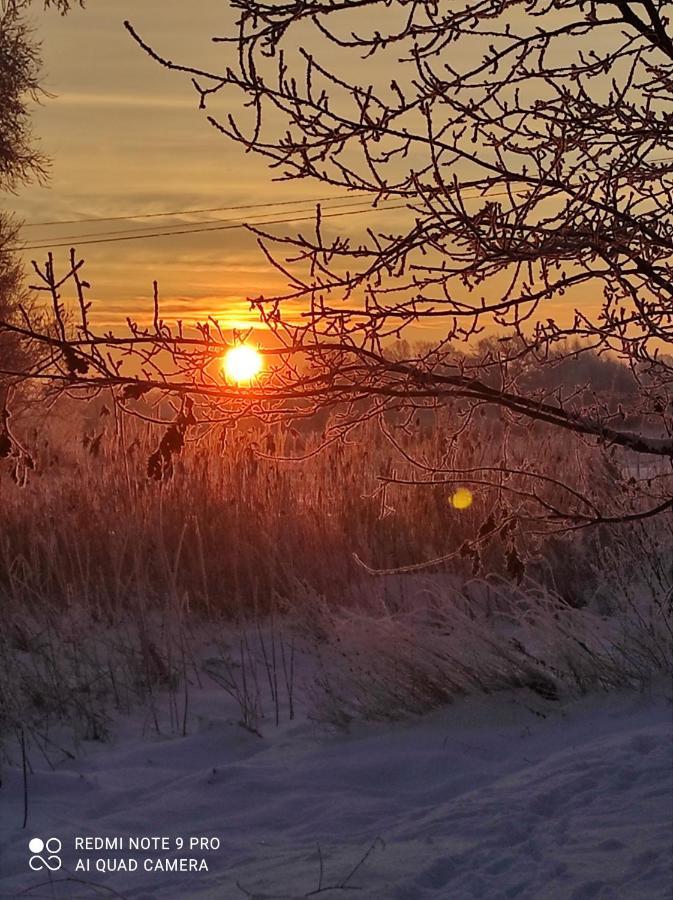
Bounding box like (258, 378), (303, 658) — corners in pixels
(13, 1), (403, 332)
(11, 2), (602, 344)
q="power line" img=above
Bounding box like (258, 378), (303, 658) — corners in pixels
(12, 203), (409, 252)
(20, 192), (373, 228)
(17, 158), (673, 252)
(22, 198), (396, 245)
(6, 186), (568, 252)
(12, 184), (545, 251)
(15, 186), (525, 251)
(21, 154), (673, 229)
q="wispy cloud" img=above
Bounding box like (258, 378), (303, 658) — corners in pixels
(52, 91), (194, 109)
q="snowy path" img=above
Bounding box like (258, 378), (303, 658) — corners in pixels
(1, 684), (671, 899)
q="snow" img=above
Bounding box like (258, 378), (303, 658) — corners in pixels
(1, 680), (671, 899)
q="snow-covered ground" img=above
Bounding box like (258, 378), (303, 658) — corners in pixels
(1, 680), (671, 900)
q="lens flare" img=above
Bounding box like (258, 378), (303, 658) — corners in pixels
(450, 487), (473, 510)
(223, 345), (263, 384)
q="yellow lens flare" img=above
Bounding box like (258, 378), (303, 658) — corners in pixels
(450, 487), (473, 510)
(223, 345), (263, 384)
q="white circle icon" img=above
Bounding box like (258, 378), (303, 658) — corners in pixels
(28, 838), (44, 854)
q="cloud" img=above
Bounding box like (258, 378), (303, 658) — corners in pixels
(52, 91), (195, 109)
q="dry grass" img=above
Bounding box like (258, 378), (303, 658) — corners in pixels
(306, 575), (673, 725)
(1, 399), (642, 614)
(0, 399), (671, 750)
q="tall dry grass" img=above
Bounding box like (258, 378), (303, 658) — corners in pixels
(0, 399), (671, 754)
(0, 399), (648, 614)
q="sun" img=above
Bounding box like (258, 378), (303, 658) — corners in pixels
(223, 345), (263, 384)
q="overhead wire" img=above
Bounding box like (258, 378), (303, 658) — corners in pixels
(14, 153), (673, 252)
(20, 192), (373, 228)
(20, 153), (673, 229)
(14, 185), (533, 251)
(12, 202), (410, 252)
(20, 197), (400, 245)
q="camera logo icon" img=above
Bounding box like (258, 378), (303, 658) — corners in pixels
(28, 837), (62, 872)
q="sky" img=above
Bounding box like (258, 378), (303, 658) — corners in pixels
(12, 1), (384, 330)
(9, 2), (604, 341)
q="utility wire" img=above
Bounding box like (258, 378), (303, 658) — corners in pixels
(14, 186), (526, 251)
(22, 198), (398, 245)
(16, 157), (673, 252)
(20, 192), (373, 228)
(12, 203), (409, 252)
(20, 154), (673, 229)
(12, 184), (545, 251)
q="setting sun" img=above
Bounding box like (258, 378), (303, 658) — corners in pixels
(223, 345), (263, 384)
